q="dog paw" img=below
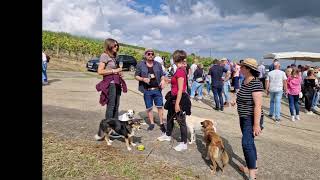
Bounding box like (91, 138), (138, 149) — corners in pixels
(108, 140), (113, 143)
(131, 143), (136, 146)
(107, 142), (112, 146)
(127, 147), (132, 151)
(188, 141), (193, 144)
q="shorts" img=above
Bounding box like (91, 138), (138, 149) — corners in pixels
(143, 89), (163, 110)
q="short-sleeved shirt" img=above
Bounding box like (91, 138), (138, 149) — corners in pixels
(171, 67), (187, 96)
(266, 69), (287, 92)
(208, 64), (228, 88)
(99, 53), (117, 69)
(99, 53), (117, 83)
(236, 79), (264, 117)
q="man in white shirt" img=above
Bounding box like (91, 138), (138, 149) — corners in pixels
(42, 52), (48, 85)
(258, 61), (266, 89)
(265, 61), (287, 122)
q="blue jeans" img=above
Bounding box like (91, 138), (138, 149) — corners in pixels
(239, 76), (244, 88)
(205, 81), (211, 95)
(240, 115), (264, 169)
(190, 81), (204, 99)
(288, 94), (300, 116)
(143, 89), (163, 110)
(312, 91), (320, 109)
(42, 62), (48, 82)
(269, 91), (283, 119)
(212, 86), (223, 109)
(223, 81), (230, 103)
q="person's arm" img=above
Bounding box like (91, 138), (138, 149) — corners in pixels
(283, 73), (288, 94)
(175, 77), (184, 112)
(265, 75), (270, 95)
(252, 91), (263, 136)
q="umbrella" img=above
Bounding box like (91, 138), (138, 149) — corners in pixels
(263, 51), (320, 63)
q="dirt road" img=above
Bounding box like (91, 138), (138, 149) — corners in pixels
(43, 70), (320, 180)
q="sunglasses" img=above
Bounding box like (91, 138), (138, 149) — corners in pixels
(113, 44), (119, 48)
(146, 52), (154, 56)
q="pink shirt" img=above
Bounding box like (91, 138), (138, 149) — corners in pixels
(287, 76), (302, 95)
(171, 67), (187, 96)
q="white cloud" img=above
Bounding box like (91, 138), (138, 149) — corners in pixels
(42, 0), (320, 61)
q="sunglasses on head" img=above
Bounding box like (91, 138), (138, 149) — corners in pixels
(146, 52), (154, 56)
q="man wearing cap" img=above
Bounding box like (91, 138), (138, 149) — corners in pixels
(135, 48), (167, 132)
(265, 61), (287, 122)
(208, 58), (230, 111)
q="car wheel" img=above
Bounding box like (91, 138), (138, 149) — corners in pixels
(129, 65), (135, 72)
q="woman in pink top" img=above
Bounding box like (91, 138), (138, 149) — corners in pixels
(287, 68), (302, 121)
(158, 50), (191, 151)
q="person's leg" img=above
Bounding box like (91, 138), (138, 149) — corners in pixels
(206, 81), (211, 95)
(274, 91), (283, 120)
(212, 87), (220, 109)
(294, 95), (300, 119)
(143, 90), (155, 130)
(288, 94), (295, 116)
(197, 83), (204, 99)
(113, 84), (121, 119)
(154, 90), (165, 133)
(218, 87), (224, 111)
(166, 105), (175, 136)
(42, 62), (48, 83)
(190, 81), (197, 98)
(105, 84), (117, 119)
(174, 111), (188, 151)
(240, 116), (257, 179)
(312, 91), (319, 110)
(305, 90), (315, 112)
(269, 92), (275, 117)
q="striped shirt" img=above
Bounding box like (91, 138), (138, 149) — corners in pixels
(236, 78), (264, 117)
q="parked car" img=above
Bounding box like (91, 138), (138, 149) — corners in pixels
(86, 55), (137, 72)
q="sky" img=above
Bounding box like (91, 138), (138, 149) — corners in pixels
(43, 0), (320, 66)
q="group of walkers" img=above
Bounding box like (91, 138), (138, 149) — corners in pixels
(92, 37), (318, 180)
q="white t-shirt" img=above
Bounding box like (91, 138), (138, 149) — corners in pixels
(190, 63), (197, 74)
(266, 69), (287, 92)
(42, 52), (47, 62)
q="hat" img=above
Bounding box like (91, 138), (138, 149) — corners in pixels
(220, 57), (228, 61)
(144, 48), (154, 54)
(240, 58), (259, 72)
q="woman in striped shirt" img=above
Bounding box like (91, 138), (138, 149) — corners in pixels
(236, 58), (264, 180)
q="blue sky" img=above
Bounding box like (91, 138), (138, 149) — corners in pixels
(43, 0), (320, 66)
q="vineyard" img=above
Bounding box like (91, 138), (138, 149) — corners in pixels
(42, 31), (171, 63)
(42, 30), (216, 69)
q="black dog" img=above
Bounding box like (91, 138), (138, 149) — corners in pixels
(94, 118), (141, 151)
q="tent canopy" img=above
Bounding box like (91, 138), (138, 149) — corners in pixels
(263, 51), (320, 62)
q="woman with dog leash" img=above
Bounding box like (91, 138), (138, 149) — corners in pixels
(157, 50), (191, 151)
(95, 38), (127, 138)
(236, 58), (264, 180)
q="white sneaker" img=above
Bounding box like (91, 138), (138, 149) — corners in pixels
(306, 111), (314, 115)
(174, 142), (188, 151)
(291, 116), (295, 122)
(157, 134), (171, 142)
(313, 106), (319, 111)
(295, 115), (300, 120)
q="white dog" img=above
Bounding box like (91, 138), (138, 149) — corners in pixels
(186, 115), (217, 144)
(119, 109), (135, 122)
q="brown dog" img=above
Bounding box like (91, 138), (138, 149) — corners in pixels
(201, 120), (229, 174)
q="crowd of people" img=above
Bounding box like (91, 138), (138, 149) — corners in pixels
(94, 38), (319, 180)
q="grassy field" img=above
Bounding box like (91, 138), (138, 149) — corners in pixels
(43, 133), (197, 180)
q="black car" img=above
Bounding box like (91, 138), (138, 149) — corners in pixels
(86, 55), (137, 72)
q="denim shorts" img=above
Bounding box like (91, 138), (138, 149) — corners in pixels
(143, 89), (163, 110)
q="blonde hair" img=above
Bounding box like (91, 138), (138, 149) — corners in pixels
(285, 68), (293, 76)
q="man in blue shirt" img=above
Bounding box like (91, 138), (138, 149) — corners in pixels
(208, 59), (229, 111)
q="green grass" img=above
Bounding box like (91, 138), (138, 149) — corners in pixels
(43, 133), (198, 180)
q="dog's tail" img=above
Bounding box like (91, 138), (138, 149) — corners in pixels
(94, 119), (106, 140)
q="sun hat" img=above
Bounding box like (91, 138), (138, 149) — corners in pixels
(240, 58), (259, 72)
